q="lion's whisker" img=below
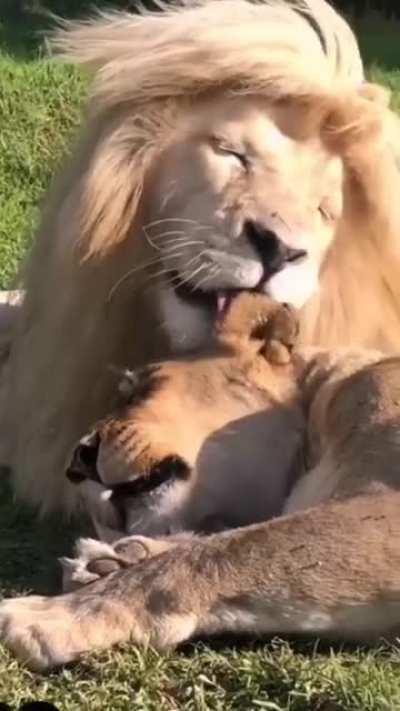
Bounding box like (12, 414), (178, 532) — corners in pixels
(107, 257), (166, 302)
(163, 240), (204, 252)
(148, 230), (187, 241)
(175, 263), (210, 289)
(106, 253), (188, 302)
(110, 248), (193, 301)
(193, 265), (221, 291)
(148, 264), (181, 281)
(185, 250), (209, 267)
(194, 224), (213, 233)
(142, 225), (164, 251)
(108, 245), (219, 303)
(143, 218), (206, 231)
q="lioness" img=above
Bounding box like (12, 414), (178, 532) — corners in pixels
(2, 293), (400, 670)
(65, 293), (303, 557)
(61, 292), (389, 588)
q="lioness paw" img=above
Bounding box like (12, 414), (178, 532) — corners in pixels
(0, 588), (141, 670)
(219, 292), (298, 364)
(0, 595), (81, 670)
(61, 535), (181, 592)
(262, 301), (298, 365)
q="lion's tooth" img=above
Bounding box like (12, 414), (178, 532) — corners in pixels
(217, 292), (228, 314)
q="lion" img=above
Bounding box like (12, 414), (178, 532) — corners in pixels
(2, 0), (400, 516)
(2, 292), (400, 670)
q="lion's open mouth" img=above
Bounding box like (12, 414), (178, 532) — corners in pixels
(172, 276), (274, 326)
(170, 244), (315, 314)
(216, 290), (243, 320)
(169, 231), (308, 316)
(171, 269), (258, 321)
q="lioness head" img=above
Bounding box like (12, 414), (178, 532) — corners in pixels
(142, 94), (344, 351)
(67, 293), (303, 539)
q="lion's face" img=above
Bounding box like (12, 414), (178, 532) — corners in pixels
(146, 95), (343, 350)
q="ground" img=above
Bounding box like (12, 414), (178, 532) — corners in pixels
(1, 9), (400, 711)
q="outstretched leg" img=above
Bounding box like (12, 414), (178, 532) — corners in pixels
(1, 491), (400, 670)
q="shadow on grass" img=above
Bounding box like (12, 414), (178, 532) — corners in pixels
(343, 15), (400, 71)
(359, 30), (400, 71)
(0, 474), (89, 596)
(0, 13), (50, 60)
(0, 2), (138, 61)
(1, 6), (400, 69)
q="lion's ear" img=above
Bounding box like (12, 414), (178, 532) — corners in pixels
(322, 92), (385, 155)
(78, 114), (156, 258)
(322, 82), (393, 156)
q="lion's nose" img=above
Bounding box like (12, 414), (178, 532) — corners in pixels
(66, 432), (101, 484)
(245, 220), (307, 275)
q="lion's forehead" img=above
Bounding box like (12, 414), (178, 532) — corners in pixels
(155, 96), (344, 212)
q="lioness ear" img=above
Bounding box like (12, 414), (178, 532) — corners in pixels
(79, 114), (158, 258)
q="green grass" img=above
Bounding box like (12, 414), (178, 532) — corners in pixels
(0, 51), (85, 287)
(1, 12), (400, 711)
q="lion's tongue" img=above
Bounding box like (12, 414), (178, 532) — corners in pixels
(217, 292), (228, 315)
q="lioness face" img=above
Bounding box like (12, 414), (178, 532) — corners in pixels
(146, 95), (343, 351)
(68, 294), (303, 540)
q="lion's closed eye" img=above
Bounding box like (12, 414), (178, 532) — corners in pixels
(210, 135), (249, 169)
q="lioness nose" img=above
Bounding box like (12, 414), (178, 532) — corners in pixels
(66, 432), (100, 484)
(245, 220), (307, 275)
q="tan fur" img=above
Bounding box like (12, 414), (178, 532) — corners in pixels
(63, 292), (388, 557)
(2, 293), (400, 670)
(3, 0), (400, 515)
(68, 295), (304, 540)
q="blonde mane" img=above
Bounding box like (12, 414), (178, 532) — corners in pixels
(53, 0), (363, 103)
(3, 0), (400, 513)
(51, 0), (365, 257)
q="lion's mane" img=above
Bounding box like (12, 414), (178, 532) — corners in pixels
(3, 0), (400, 513)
